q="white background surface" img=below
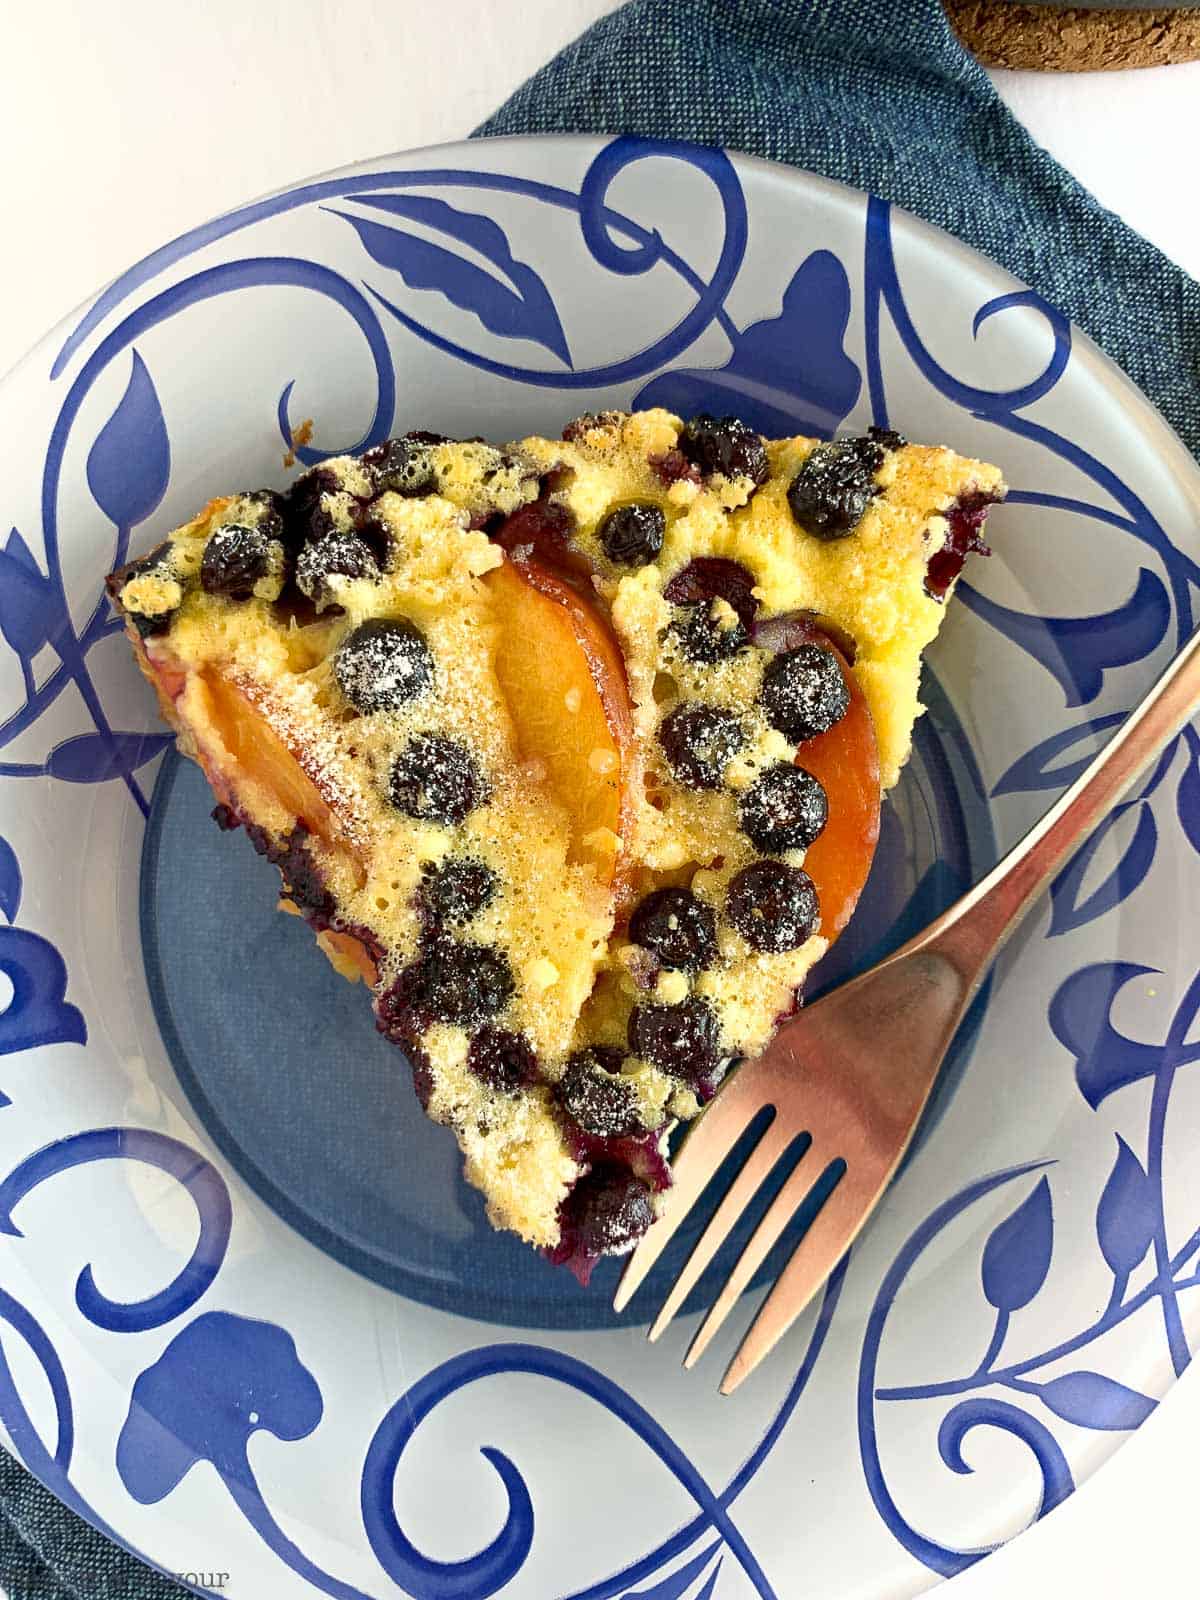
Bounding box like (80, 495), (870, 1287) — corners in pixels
(1, 4), (1198, 1597)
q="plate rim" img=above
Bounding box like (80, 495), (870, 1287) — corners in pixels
(0, 128), (1197, 1600)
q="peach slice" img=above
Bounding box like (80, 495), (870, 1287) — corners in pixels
(313, 927), (379, 987)
(198, 671), (344, 850)
(792, 641), (881, 940)
(487, 555), (635, 896)
(136, 636), (380, 986)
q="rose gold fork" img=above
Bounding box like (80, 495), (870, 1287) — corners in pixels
(614, 625), (1200, 1394)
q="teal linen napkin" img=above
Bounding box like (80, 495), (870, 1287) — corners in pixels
(478, 0), (1199, 460)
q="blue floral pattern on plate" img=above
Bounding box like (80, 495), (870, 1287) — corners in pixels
(0, 134), (1195, 1599)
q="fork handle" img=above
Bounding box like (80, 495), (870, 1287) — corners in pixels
(913, 624), (1200, 985)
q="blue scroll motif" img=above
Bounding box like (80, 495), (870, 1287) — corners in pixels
(860, 963), (1199, 1575)
(0, 1127), (230, 1331)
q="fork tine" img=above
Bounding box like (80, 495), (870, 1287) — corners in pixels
(683, 1147), (837, 1370)
(613, 1075), (770, 1314)
(647, 1119), (797, 1342)
(720, 1155), (892, 1394)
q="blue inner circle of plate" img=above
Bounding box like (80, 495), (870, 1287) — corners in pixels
(140, 668), (996, 1331)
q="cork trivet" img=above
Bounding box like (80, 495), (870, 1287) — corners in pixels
(945, 1), (1200, 69)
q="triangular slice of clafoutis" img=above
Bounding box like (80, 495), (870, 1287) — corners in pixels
(110, 409), (1004, 1278)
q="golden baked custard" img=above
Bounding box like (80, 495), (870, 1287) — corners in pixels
(109, 409), (1004, 1276)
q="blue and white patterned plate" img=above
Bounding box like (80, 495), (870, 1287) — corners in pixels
(0, 135), (1197, 1600)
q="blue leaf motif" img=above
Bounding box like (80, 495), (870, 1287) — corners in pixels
(1048, 801), (1156, 937)
(0, 530), (62, 661)
(0, 926), (86, 1056)
(981, 1176), (1053, 1313)
(1095, 1136), (1155, 1277)
(116, 1308), (371, 1594)
(692, 1567), (721, 1600)
(1177, 740), (1200, 855)
(634, 250), (861, 438)
(993, 713), (1125, 797)
(332, 201), (571, 365)
(117, 1312), (322, 1501)
(0, 837), (22, 923)
(3, 530), (44, 582)
(86, 350), (170, 532)
(355, 192), (570, 365)
(1049, 962), (1164, 1110)
(46, 731), (172, 784)
(622, 1546), (721, 1599)
(957, 568), (1170, 708)
(1035, 1370), (1157, 1431)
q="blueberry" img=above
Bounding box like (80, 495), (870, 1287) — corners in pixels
(240, 490), (286, 541)
(740, 763), (827, 853)
(362, 435), (438, 498)
(274, 827), (336, 922)
(220, 821), (337, 923)
(235, 819), (276, 861)
(295, 533), (380, 607)
(925, 489), (997, 602)
(418, 858), (498, 927)
(628, 997), (721, 1082)
(657, 705), (744, 790)
(649, 447), (701, 488)
(760, 644), (850, 743)
(379, 938), (514, 1034)
(334, 618), (434, 713)
(598, 502), (665, 567)
(567, 1166), (655, 1256)
(283, 468), (339, 550)
(408, 1045), (435, 1111)
(561, 411), (623, 442)
(403, 429), (453, 447)
(679, 415), (769, 489)
(868, 425), (906, 452)
(726, 860), (819, 952)
(664, 557), (759, 625)
(558, 1047), (641, 1138)
(671, 601), (749, 665)
(786, 439), (882, 541)
(127, 610), (173, 639)
(467, 1028), (537, 1094)
(109, 548), (180, 637)
(663, 555), (759, 669)
(628, 887), (717, 972)
(200, 523), (281, 600)
(355, 515), (392, 568)
(389, 734), (488, 826)
(492, 494), (576, 555)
